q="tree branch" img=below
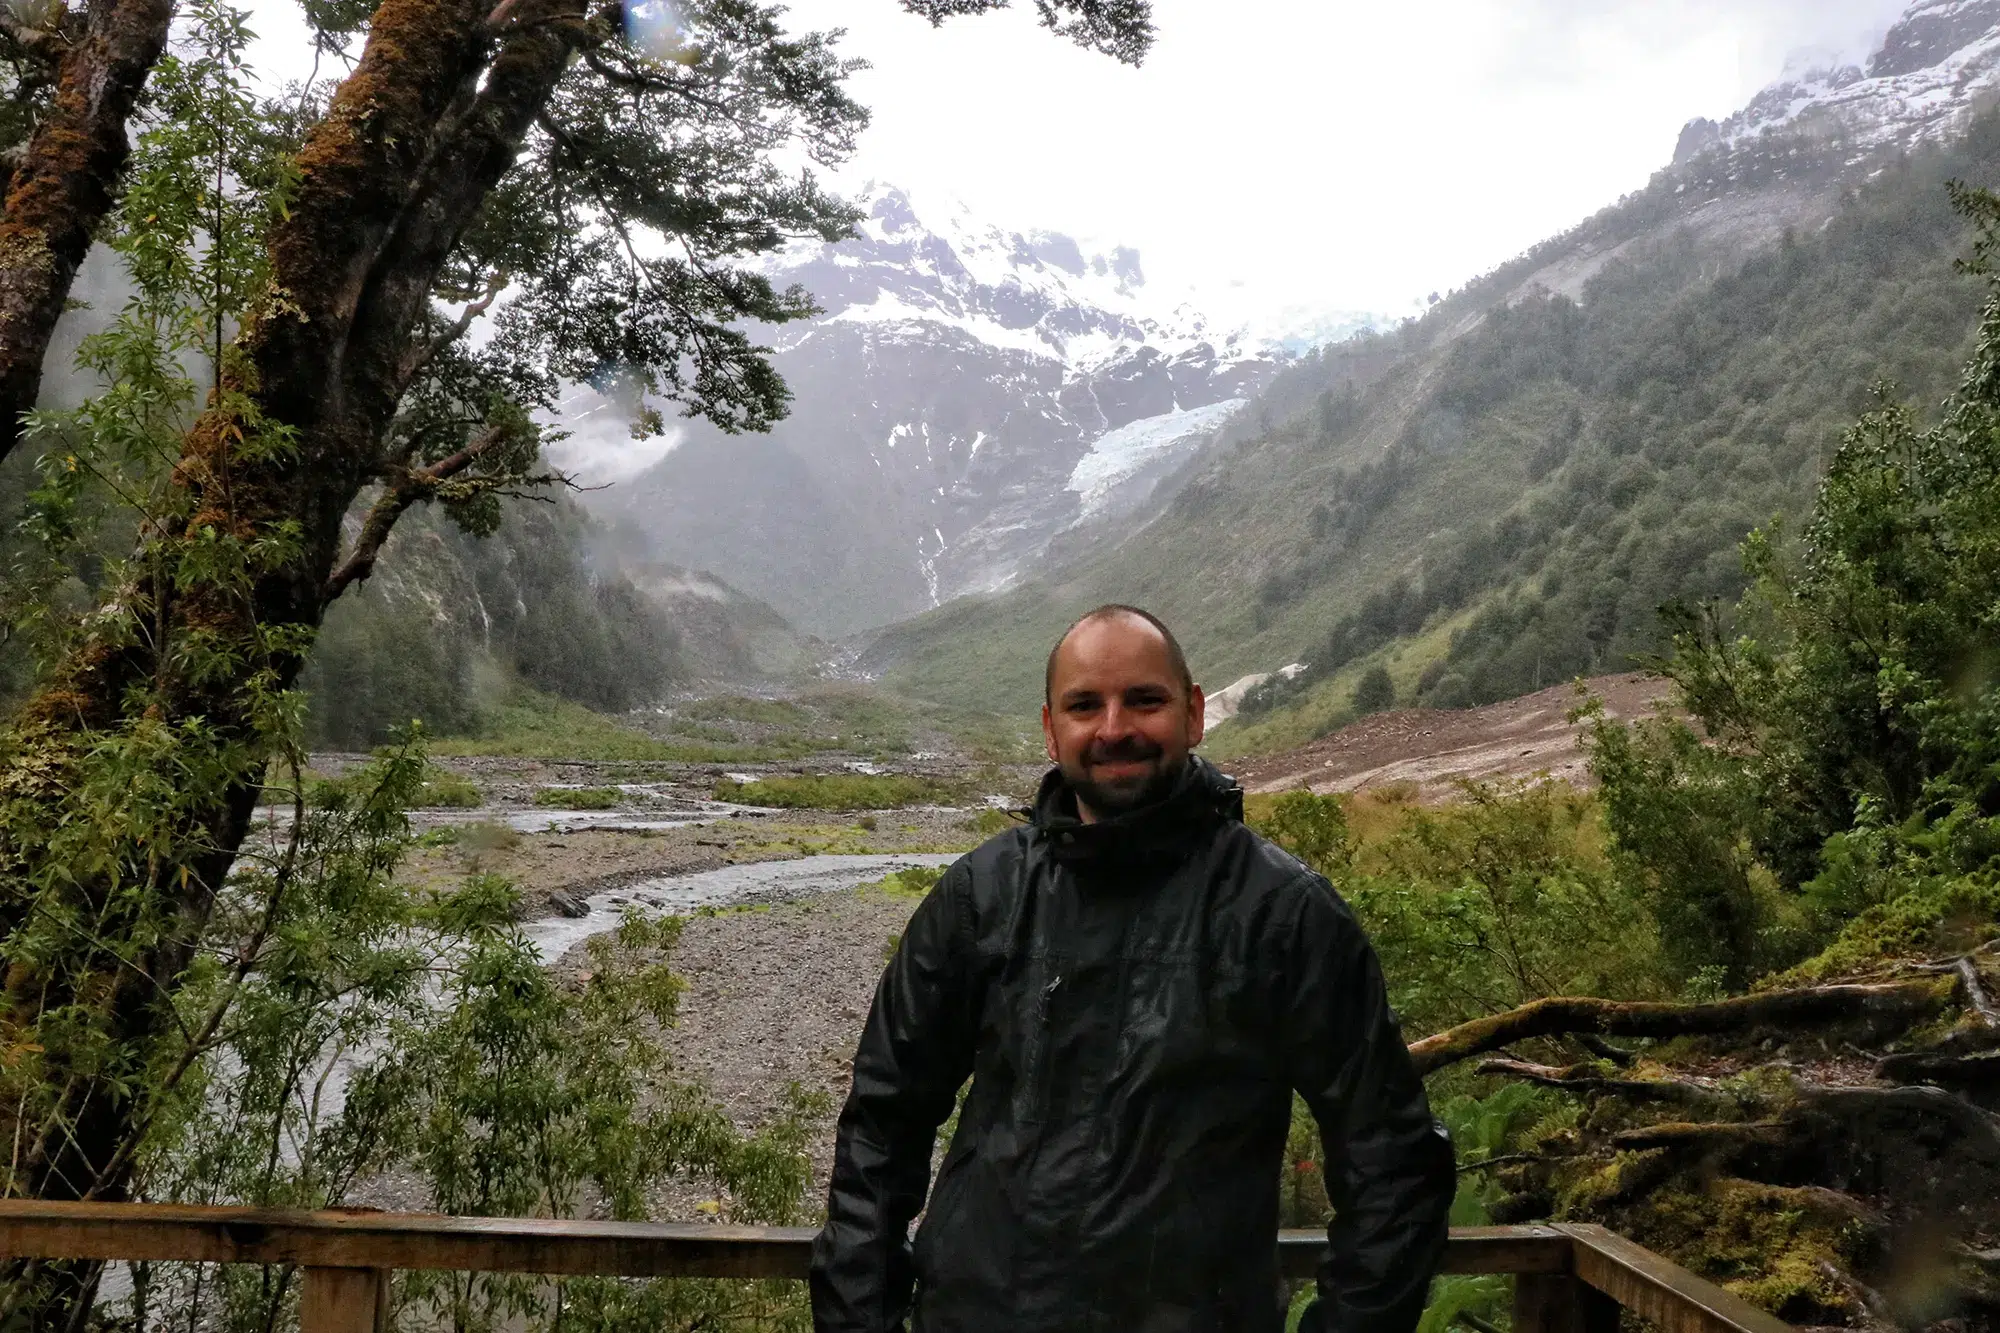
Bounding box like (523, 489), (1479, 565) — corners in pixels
(0, 15), (70, 68)
(322, 423), (508, 602)
(1573, 1032), (1637, 1066)
(1408, 981), (1949, 1076)
(397, 269), (507, 390)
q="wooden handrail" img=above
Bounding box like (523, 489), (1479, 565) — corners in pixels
(0, 1201), (1793, 1333)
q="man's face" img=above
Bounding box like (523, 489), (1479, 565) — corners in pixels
(1042, 615), (1205, 822)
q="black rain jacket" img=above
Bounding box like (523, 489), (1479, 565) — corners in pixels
(810, 756), (1455, 1333)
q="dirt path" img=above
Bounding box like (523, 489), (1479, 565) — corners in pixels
(1227, 672), (1673, 799)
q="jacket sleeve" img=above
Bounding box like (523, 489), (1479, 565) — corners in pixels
(810, 861), (979, 1333)
(1280, 872), (1456, 1333)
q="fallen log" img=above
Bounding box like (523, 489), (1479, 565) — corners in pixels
(1409, 981), (1947, 1076)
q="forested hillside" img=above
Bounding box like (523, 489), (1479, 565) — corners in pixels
(863, 109), (2000, 746)
(300, 495), (682, 748)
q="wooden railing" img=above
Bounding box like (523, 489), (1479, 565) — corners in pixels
(0, 1201), (1793, 1333)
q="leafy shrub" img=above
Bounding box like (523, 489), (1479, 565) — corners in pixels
(1584, 706), (1805, 987)
(1249, 782), (1667, 1039)
(871, 865), (945, 898)
(1346, 781), (1666, 1038)
(963, 807), (1020, 839)
(535, 785), (626, 810)
(1248, 790), (1353, 876)
(1352, 665), (1396, 716)
(418, 769), (483, 808)
(96, 735), (819, 1333)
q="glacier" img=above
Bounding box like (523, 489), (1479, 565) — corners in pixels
(1067, 399), (1246, 521)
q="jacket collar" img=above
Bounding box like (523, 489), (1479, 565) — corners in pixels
(1031, 754), (1243, 867)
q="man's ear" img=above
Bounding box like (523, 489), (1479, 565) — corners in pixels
(1042, 702), (1059, 763)
(1188, 684), (1206, 749)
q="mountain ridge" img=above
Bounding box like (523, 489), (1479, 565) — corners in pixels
(587, 184), (1383, 637)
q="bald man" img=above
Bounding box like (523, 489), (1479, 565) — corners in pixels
(811, 605), (1455, 1333)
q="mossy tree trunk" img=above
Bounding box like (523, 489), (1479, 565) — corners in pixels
(0, 0), (172, 466)
(0, 0), (596, 1322)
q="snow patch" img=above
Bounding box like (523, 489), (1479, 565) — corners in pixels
(1206, 664), (1308, 727)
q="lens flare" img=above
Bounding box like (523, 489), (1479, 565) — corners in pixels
(623, 0), (695, 63)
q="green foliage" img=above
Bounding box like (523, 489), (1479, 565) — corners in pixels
(430, 688), (703, 761)
(964, 807), (1021, 838)
(418, 768), (484, 809)
(715, 772), (964, 810)
(1583, 706), (1805, 988)
(1345, 782), (1665, 1038)
(1249, 782), (1670, 1048)
(868, 865), (946, 898)
(1351, 664), (1396, 716)
(3, 0), (298, 692)
(1249, 789), (1354, 876)
(1581, 181), (2000, 984)
(535, 786), (626, 810)
(82, 737), (822, 1332)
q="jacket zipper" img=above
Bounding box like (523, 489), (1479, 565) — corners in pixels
(1030, 974), (1062, 1119)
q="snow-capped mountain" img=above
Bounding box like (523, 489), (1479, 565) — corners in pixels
(1677, 0), (2000, 163)
(1482, 0), (2000, 313)
(592, 185), (1381, 637)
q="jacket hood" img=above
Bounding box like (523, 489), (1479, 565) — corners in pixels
(1031, 753), (1243, 866)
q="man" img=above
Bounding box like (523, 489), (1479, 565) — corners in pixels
(811, 605), (1455, 1333)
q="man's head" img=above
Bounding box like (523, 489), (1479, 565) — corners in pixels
(1042, 605), (1205, 823)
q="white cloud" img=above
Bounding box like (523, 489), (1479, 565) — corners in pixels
(243, 0), (1919, 320)
(778, 0), (1916, 311)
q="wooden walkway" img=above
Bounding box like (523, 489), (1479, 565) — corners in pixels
(0, 1200), (1794, 1333)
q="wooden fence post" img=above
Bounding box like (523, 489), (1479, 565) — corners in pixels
(1515, 1273), (1621, 1333)
(299, 1265), (387, 1333)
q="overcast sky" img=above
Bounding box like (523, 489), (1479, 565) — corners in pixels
(249, 0), (1917, 318)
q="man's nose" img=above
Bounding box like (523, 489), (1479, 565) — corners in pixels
(1097, 699), (1135, 738)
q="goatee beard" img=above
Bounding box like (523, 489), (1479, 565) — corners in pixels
(1067, 752), (1187, 819)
